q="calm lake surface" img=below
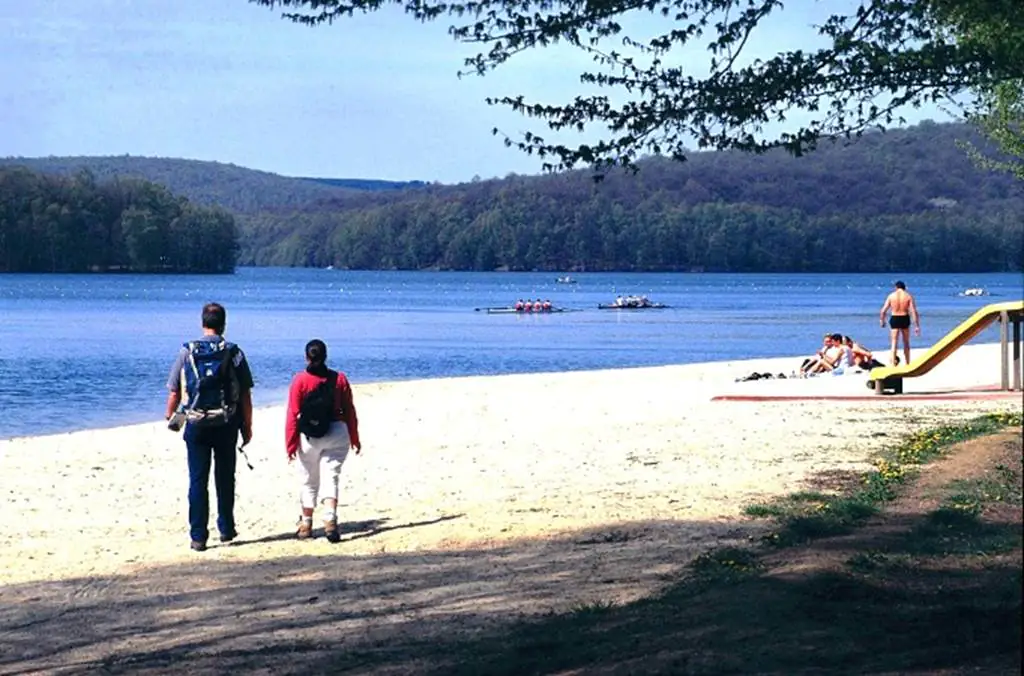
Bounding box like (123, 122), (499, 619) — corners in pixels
(1, 269), (1020, 439)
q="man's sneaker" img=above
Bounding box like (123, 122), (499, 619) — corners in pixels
(324, 519), (340, 543)
(190, 540), (207, 552)
(296, 519), (313, 540)
(219, 530), (238, 543)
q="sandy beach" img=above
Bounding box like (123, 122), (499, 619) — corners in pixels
(1, 342), (1020, 673)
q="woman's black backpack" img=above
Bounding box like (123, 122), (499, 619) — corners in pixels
(299, 371), (336, 438)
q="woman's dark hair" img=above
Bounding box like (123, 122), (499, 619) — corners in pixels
(202, 302), (226, 334)
(305, 339), (329, 376)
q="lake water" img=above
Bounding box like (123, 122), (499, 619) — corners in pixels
(1, 269), (1020, 439)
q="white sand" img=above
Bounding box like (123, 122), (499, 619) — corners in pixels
(0, 342), (1019, 671)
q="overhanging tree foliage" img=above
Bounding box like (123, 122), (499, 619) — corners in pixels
(964, 82), (1024, 179)
(930, 0), (1023, 179)
(249, 0), (1024, 170)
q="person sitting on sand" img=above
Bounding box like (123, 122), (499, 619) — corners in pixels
(800, 334), (833, 375)
(285, 339), (362, 543)
(804, 334), (845, 376)
(828, 334), (858, 376)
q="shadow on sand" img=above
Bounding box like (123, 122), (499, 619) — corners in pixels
(236, 514), (465, 546)
(1, 496), (1019, 675)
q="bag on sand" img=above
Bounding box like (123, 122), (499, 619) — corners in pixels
(182, 339), (240, 427)
(299, 371), (336, 438)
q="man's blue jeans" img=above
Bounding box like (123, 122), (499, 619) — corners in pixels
(185, 425), (238, 543)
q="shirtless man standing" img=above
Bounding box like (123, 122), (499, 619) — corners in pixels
(879, 280), (921, 367)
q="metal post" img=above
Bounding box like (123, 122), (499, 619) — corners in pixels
(1000, 311), (1009, 390)
(1014, 317), (1021, 392)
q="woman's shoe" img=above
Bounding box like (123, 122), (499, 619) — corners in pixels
(324, 519), (340, 543)
(296, 519), (313, 540)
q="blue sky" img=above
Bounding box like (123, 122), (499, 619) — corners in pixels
(0, 0), (951, 183)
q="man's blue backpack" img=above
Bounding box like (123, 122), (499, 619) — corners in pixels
(181, 339), (240, 428)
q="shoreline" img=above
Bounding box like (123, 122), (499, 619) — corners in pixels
(2, 342), (1009, 443)
(3, 353), (791, 443)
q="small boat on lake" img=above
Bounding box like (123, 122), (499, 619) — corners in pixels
(482, 306), (576, 315)
(555, 276), (578, 284)
(476, 299), (575, 314)
(598, 295), (669, 310)
(959, 287), (989, 297)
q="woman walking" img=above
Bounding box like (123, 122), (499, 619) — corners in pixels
(285, 339), (361, 542)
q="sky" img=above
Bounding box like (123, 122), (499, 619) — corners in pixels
(0, 0), (953, 183)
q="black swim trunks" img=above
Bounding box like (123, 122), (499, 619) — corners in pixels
(889, 315), (911, 329)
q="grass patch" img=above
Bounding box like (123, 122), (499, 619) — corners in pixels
(846, 549), (916, 572)
(945, 468), (1023, 511)
(687, 546), (763, 582)
(568, 600), (617, 618)
(744, 411), (1023, 546)
(902, 507), (1022, 558)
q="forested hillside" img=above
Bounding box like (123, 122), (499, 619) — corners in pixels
(0, 167), (237, 273)
(4, 122), (1022, 273)
(0, 156), (364, 213)
(240, 122), (1024, 272)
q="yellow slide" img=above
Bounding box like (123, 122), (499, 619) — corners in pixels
(870, 300), (1024, 385)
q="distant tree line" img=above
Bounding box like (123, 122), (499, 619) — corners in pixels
(239, 199), (1022, 273)
(0, 166), (238, 273)
(239, 124), (1024, 273)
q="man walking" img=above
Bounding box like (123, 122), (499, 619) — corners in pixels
(165, 302), (254, 552)
(879, 280), (921, 368)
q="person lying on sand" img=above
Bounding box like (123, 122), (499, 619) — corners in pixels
(845, 336), (873, 369)
(844, 336), (899, 371)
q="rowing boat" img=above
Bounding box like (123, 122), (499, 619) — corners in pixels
(476, 307), (577, 314)
(597, 303), (670, 310)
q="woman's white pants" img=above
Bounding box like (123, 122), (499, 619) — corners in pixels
(295, 423), (351, 509)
